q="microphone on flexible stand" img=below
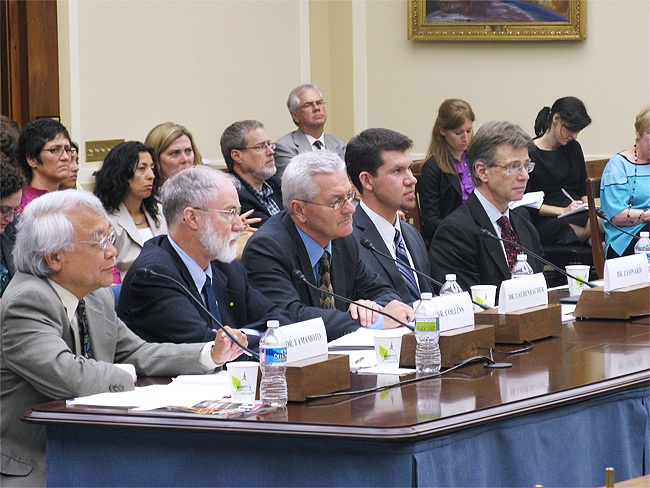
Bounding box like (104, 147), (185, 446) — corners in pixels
(359, 238), (492, 311)
(595, 208), (642, 241)
(478, 229), (598, 288)
(134, 268), (260, 360)
(291, 269), (415, 331)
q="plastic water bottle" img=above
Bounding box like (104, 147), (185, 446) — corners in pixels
(259, 320), (288, 406)
(511, 254), (534, 279)
(439, 274), (463, 295)
(634, 231), (650, 282)
(414, 292), (441, 373)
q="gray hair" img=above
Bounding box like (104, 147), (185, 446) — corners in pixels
(220, 120), (265, 172)
(160, 165), (240, 227)
(14, 190), (107, 277)
(281, 150), (346, 213)
(287, 84), (323, 112)
(468, 120), (534, 187)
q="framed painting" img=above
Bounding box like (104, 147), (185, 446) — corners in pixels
(408, 0), (586, 41)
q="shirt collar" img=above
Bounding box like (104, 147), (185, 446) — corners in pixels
(475, 187), (510, 224)
(47, 278), (79, 324)
(295, 224), (332, 271)
(359, 200), (400, 253)
(168, 235), (212, 293)
(304, 133), (325, 148)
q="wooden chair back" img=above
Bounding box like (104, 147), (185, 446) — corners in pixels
(586, 177), (605, 278)
(585, 158), (609, 179)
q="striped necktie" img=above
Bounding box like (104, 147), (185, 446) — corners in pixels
(394, 229), (421, 302)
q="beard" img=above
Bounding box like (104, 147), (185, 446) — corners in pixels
(199, 218), (239, 263)
(253, 163), (277, 181)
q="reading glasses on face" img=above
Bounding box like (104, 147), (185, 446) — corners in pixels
(300, 100), (326, 110)
(192, 206), (242, 223)
(41, 146), (72, 157)
(492, 161), (536, 175)
(0, 206), (23, 218)
(237, 142), (276, 152)
(74, 230), (116, 250)
(298, 190), (356, 211)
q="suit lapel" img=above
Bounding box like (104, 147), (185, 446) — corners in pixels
(446, 171), (462, 197)
(466, 194), (510, 279)
(116, 203), (145, 246)
(284, 215), (321, 306)
(210, 262), (236, 326)
(293, 130), (312, 153)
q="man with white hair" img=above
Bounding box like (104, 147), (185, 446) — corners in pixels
(118, 165), (289, 345)
(0, 189), (247, 487)
(274, 84), (347, 178)
(242, 150), (413, 341)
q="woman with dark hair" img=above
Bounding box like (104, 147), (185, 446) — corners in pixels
(94, 141), (167, 283)
(59, 141), (80, 190)
(526, 96), (592, 245)
(1, 161), (25, 297)
(419, 99), (476, 243)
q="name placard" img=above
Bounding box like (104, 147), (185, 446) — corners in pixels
(498, 273), (548, 314)
(604, 253), (649, 292)
(431, 292), (475, 331)
(281, 318), (328, 364)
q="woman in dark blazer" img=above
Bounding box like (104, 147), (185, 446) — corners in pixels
(419, 99), (476, 243)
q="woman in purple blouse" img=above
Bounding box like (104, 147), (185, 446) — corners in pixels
(419, 99), (475, 243)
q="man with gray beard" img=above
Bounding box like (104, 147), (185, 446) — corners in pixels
(221, 120), (283, 227)
(118, 166), (290, 348)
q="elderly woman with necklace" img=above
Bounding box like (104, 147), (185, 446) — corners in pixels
(601, 107), (650, 258)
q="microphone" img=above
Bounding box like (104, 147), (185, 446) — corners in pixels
(291, 269), (415, 331)
(478, 229), (598, 288)
(595, 208), (641, 241)
(359, 238), (492, 311)
(135, 268), (259, 360)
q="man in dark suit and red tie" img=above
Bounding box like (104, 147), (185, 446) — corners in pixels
(428, 120), (543, 293)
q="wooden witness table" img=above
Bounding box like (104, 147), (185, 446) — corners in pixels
(24, 299), (650, 487)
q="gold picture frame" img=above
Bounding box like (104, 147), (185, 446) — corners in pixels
(408, 0), (586, 41)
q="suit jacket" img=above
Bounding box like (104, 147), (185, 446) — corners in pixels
(0, 219), (17, 293)
(0, 272), (207, 481)
(352, 205), (432, 303)
(118, 235), (290, 344)
(428, 192), (543, 294)
(230, 172), (283, 227)
(107, 203), (168, 280)
(241, 211), (401, 341)
(419, 156), (464, 243)
(274, 129), (347, 178)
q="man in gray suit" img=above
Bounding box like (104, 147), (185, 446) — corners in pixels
(346, 128), (432, 304)
(0, 190), (247, 487)
(274, 84), (347, 178)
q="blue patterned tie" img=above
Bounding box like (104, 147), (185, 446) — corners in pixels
(76, 299), (92, 358)
(202, 275), (222, 325)
(394, 229), (420, 302)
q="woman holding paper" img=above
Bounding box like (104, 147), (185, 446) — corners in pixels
(525, 97), (592, 245)
(600, 107), (650, 258)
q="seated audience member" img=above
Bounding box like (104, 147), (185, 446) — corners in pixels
(346, 128), (432, 304)
(601, 106), (650, 258)
(526, 97), (593, 245)
(0, 115), (21, 168)
(1, 162), (24, 298)
(242, 150), (413, 341)
(93, 141), (168, 282)
(59, 141), (80, 190)
(118, 166), (289, 346)
(144, 121), (202, 182)
(221, 120), (283, 226)
(419, 99), (476, 243)
(16, 118), (72, 209)
(0, 190), (246, 487)
(428, 121), (543, 293)
(274, 84), (347, 178)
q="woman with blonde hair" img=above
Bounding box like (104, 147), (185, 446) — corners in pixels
(144, 122), (203, 182)
(419, 98), (475, 242)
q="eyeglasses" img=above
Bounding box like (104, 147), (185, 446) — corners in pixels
(492, 162), (535, 175)
(299, 100), (326, 111)
(298, 190), (356, 211)
(237, 142), (276, 152)
(73, 230), (116, 250)
(41, 146), (72, 157)
(0, 206), (23, 218)
(193, 206), (242, 223)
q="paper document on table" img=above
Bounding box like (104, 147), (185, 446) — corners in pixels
(328, 326), (412, 349)
(509, 191), (544, 210)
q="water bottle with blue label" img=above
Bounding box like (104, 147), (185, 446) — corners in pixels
(259, 320), (288, 406)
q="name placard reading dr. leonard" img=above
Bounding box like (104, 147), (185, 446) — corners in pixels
(498, 273), (548, 314)
(604, 253), (648, 292)
(431, 292), (475, 331)
(280, 318), (328, 364)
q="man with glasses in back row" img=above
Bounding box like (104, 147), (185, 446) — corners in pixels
(428, 120), (543, 293)
(242, 150), (413, 341)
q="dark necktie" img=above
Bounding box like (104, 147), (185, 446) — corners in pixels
(317, 250), (335, 309)
(201, 275), (222, 325)
(497, 215), (519, 272)
(313, 140), (323, 150)
(394, 229), (421, 302)
(76, 299), (92, 359)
